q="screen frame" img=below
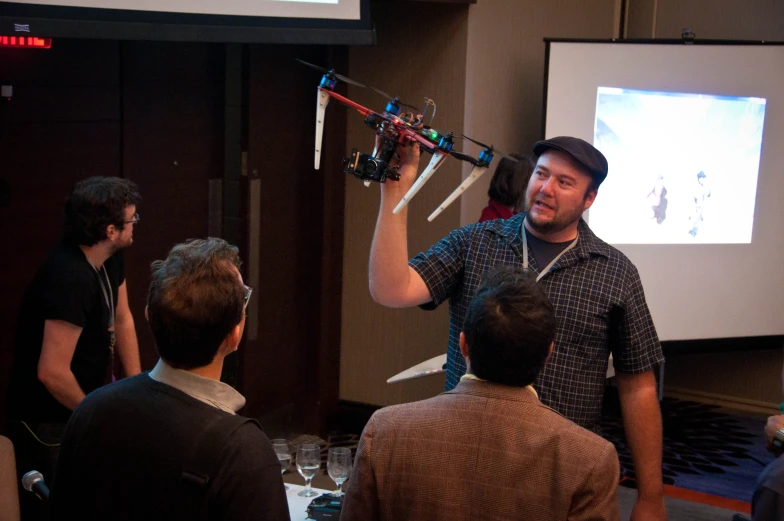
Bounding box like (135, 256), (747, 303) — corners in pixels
(0, 0), (375, 45)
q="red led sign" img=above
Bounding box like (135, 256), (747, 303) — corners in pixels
(0, 36), (52, 49)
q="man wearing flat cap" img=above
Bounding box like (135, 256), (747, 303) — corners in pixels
(368, 136), (666, 520)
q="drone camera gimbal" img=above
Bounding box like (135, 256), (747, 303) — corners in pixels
(343, 149), (399, 183)
(343, 133), (400, 183)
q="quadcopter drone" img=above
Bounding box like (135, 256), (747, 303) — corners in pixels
(299, 59), (516, 222)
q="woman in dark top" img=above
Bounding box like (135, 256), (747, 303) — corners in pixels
(478, 154), (535, 222)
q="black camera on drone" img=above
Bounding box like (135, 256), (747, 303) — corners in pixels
(342, 119), (402, 184)
(342, 149), (400, 183)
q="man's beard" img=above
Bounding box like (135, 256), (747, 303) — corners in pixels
(525, 198), (586, 236)
(110, 237), (132, 253)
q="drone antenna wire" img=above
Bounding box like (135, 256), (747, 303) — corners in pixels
(423, 98), (436, 125)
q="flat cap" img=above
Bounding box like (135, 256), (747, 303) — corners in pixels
(533, 136), (608, 185)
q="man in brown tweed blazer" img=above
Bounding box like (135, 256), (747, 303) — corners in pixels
(341, 267), (620, 521)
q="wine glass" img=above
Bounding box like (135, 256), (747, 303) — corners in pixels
(327, 447), (352, 496)
(271, 439), (291, 490)
(296, 443), (321, 497)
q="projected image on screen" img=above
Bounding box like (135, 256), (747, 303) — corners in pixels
(588, 87), (766, 244)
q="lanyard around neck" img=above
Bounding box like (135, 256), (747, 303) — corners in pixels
(522, 219), (579, 282)
(90, 264), (115, 330)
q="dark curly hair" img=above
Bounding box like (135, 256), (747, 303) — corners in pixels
(463, 266), (556, 387)
(63, 177), (142, 246)
(487, 154), (535, 208)
(147, 238), (245, 370)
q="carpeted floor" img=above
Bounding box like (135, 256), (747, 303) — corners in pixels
(601, 397), (774, 504)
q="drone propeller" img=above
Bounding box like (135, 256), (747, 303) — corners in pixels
(460, 134), (517, 161)
(296, 59), (367, 88)
(448, 150), (478, 164)
(369, 86), (419, 111)
(460, 133), (491, 149)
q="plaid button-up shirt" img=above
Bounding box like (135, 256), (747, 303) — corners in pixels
(410, 213), (664, 432)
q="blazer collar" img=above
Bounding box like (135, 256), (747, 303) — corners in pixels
(445, 378), (542, 406)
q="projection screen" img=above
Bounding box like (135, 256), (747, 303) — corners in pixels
(543, 40), (784, 341)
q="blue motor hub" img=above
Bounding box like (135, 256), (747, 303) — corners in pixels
(385, 100), (401, 116)
(319, 74), (337, 90)
(478, 148), (494, 166)
(438, 135), (454, 152)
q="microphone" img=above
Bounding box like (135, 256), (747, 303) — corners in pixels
(22, 470), (50, 502)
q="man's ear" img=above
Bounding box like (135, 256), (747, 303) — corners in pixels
(106, 223), (118, 240)
(225, 322), (243, 354)
(545, 342), (554, 363)
(144, 306), (149, 322)
(459, 332), (469, 359)
(583, 188), (598, 211)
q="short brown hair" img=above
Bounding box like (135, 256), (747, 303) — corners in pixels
(147, 238), (245, 369)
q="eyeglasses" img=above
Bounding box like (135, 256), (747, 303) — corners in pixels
(243, 285), (253, 311)
(124, 213), (141, 224)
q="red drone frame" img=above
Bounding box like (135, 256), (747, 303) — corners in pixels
(300, 59), (513, 221)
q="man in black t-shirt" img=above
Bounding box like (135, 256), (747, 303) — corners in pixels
(7, 176), (142, 519)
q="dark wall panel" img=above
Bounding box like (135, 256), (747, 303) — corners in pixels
(121, 41), (225, 371)
(0, 39), (344, 440)
(0, 39), (121, 428)
(243, 45), (345, 436)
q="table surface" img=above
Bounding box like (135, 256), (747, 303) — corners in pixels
(285, 483), (333, 521)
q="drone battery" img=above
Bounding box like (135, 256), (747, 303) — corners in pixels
(306, 493), (343, 521)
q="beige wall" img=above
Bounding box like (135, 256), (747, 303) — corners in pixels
(340, 0), (617, 407)
(637, 0), (784, 40)
(665, 349), (784, 410)
(340, 2), (468, 406)
(626, 0), (784, 409)
(460, 0), (618, 225)
(626, 0), (656, 38)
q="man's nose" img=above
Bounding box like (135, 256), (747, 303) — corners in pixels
(539, 177), (556, 195)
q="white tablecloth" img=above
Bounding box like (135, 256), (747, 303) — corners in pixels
(286, 483), (332, 521)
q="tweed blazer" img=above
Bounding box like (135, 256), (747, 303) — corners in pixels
(341, 379), (620, 521)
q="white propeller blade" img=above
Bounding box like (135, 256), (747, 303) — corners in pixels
(314, 90), (330, 170)
(427, 165), (488, 221)
(392, 151), (448, 214)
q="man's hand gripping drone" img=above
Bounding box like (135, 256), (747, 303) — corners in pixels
(299, 59), (516, 221)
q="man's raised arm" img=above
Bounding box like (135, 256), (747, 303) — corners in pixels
(368, 142), (431, 308)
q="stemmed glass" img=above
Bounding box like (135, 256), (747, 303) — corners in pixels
(272, 439), (292, 490)
(296, 443), (321, 497)
(327, 447), (352, 496)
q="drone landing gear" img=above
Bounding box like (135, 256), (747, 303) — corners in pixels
(314, 90), (331, 170)
(393, 151), (447, 214)
(428, 165), (489, 221)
